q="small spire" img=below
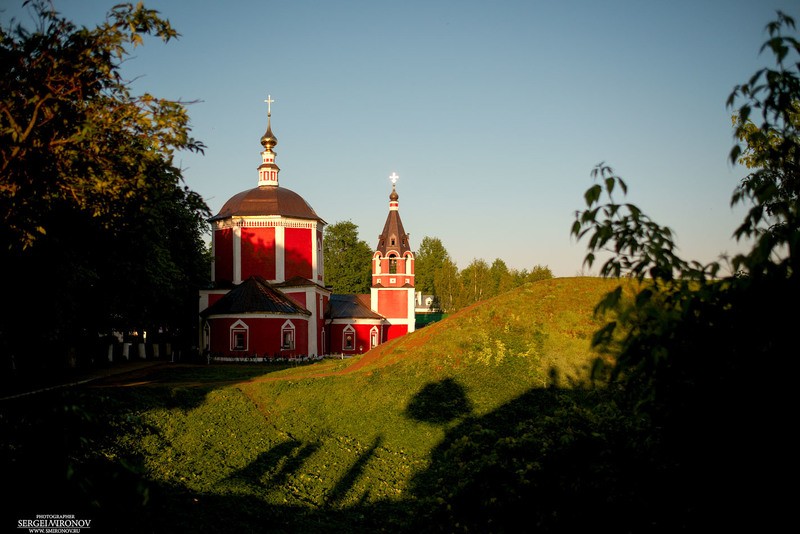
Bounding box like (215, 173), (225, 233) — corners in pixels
(389, 172), (399, 201)
(257, 94), (280, 186)
(260, 94), (278, 150)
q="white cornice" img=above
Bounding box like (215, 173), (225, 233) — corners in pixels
(213, 217), (318, 230)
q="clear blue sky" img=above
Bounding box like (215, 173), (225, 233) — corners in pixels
(3, 0), (796, 277)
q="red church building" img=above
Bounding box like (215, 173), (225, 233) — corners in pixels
(199, 100), (415, 359)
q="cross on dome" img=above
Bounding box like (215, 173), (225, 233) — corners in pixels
(389, 172), (399, 185)
(264, 94), (274, 116)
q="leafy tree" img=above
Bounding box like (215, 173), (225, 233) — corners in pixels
(570, 11), (799, 530)
(484, 261), (552, 298)
(0, 2), (210, 368)
(526, 264), (553, 284)
(728, 14), (800, 276)
(414, 236), (451, 295)
(433, 257), (461, 313)
(731, 104), (799, 170)
(488, 258), (514, 297)
(1, 1), (204, 249)
(459, 258), (490, 305)
(323, 220), (372, 294)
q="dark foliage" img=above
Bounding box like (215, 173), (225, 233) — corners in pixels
(566, 11), (800, 531)
(0, 2), (211, 369)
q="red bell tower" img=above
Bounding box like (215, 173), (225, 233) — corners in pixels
(371, 173), (415, 340)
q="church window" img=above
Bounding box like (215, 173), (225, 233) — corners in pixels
(343, 326), (355, 351)
(282, 330), (294, 350)
(391, 238), (396, 246)
(370, 327), (379, 348)
(389, 258), (397, 274)
(230, 320), (249, 351)
(281, 321), (295, 350)
(203, 323), (211, 351)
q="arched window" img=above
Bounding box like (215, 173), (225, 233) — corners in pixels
(203, 323), (211, 352)
(230, 320), (249, 351)
(281, 320), (295, 350)
(342, 325), (355, 351)
(370, 326), (380, 348)
(389, 256), (398, 274)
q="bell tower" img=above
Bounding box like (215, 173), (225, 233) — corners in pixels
(371, 173), (415, 340)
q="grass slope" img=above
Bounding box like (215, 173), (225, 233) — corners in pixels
(3, 277), (631, 533)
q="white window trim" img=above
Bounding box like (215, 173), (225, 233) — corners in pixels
(230, 319), (249, 352)
(370, 326), (380, 348)
(342, 325), (356, 351)
(281, 320), (296, 350)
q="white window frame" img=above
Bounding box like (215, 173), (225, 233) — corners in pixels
(230, 319), (249, 351)
(342, 325), (355, 351)
(370, 326), (380, 348)
(281, 320), (295, 350)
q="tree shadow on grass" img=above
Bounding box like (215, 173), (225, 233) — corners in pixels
(224, 439), (320, 491)
(405, 386), (628, 532)
(327, 435), (383, 506)
(7, 369), (777, 533)
(2, 377), (604, 533)
(404, 377), (473, 424)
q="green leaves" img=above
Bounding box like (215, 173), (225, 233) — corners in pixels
(584, 183), (602, 206)
(1, 1), (203, 249)
(726, 11), (800, 277)
(0, 2), (210, 361)
(414, 236), (451, 295)
(572, 164), (694, 282)
(567, 18), (800, 529)
(323, 220), (373, 294)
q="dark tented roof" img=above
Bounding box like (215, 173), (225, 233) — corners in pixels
(327, 294), (385, 320)
(201, 276), (311, 317)
(376, 188), (411, 256)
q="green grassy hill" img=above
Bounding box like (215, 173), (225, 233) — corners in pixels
(4, 277), (641, 533)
